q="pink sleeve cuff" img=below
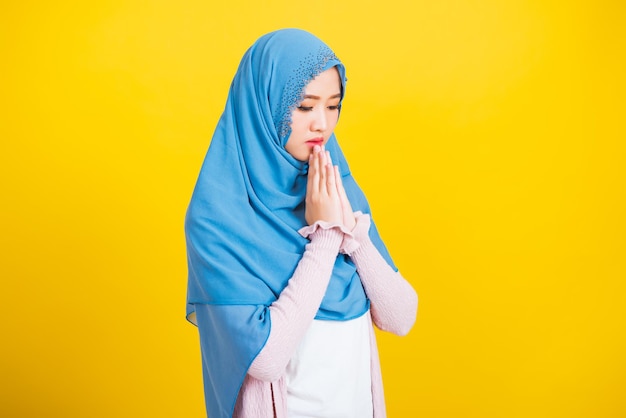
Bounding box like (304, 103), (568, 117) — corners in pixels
(298, 220), (353, 239)
(339, 211), (371, 255)
(298, 211), (371, 255)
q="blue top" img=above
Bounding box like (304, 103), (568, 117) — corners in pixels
(185, 28), (395, 417)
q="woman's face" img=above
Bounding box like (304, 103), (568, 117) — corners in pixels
(285, 67), (341, 162)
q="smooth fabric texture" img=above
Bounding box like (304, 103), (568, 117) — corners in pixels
(185, 28), (396, 418)
(286, 314), (373, 418)
(195, 304), (270, 418)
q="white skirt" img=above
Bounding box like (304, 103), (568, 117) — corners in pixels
(285, 310), (373, 418)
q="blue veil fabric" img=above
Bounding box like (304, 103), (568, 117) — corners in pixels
(185, 28), (396, 418)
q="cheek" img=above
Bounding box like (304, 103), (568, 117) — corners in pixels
(288, 113), (306, 135)
(329, 112), (340, 130)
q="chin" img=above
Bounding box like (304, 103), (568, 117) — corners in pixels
(290, 151), (308, 162)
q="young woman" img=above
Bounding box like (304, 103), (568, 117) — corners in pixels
(185, 28), (418, 418)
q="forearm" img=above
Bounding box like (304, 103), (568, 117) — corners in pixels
(247, 228), (342, 382)
(347, 214), (418, 336)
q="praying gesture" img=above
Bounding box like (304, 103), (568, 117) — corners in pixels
(305, 145), (356, 231)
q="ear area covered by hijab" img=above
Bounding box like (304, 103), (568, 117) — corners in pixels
(184, 28), (396, 418)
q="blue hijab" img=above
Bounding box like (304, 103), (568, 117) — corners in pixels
(185, 28), (395, 418)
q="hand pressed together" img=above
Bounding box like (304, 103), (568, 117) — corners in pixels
(305, 145), (356, 230)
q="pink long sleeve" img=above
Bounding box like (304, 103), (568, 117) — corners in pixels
(347, 213), (418, 336)
(247, 227), (343, 382)
(238, 215), (416, 418)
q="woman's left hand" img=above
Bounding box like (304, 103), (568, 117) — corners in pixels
(333, 164), (356, 231)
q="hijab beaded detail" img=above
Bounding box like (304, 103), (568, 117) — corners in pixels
(276, 45), (340, 142)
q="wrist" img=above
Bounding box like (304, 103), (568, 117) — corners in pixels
(351, 211), (371, 242)
(299, 221), (346, 249)
(308, 227), (343, 252)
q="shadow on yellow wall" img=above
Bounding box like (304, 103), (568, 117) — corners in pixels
(1, 1), (624, 417)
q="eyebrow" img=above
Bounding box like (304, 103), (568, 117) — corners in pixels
(302, 93), (342, 100)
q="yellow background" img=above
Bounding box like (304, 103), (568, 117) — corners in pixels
(1, 1), (624, 417)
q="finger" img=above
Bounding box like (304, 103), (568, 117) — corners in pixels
(335, 166), (353, 211)
(325, 153), (336, 195)
(307, 147), (321, 195)
(334, 164), (345, 196)
(317, 147), (327, 194)
(326, 161), (336, 196)
(334, 165), (343, 193)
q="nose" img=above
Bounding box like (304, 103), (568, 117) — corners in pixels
(310, 108), (328, 133)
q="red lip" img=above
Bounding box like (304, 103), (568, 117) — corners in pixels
(306, 138), (324, 146)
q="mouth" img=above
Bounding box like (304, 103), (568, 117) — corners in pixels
(306, 138), (324, 147)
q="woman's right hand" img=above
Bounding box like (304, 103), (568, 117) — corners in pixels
(334, 164), (356, 232)
(305, 146), (343, 226)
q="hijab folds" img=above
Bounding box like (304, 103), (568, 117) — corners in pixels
(185, 28), (395, 417)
